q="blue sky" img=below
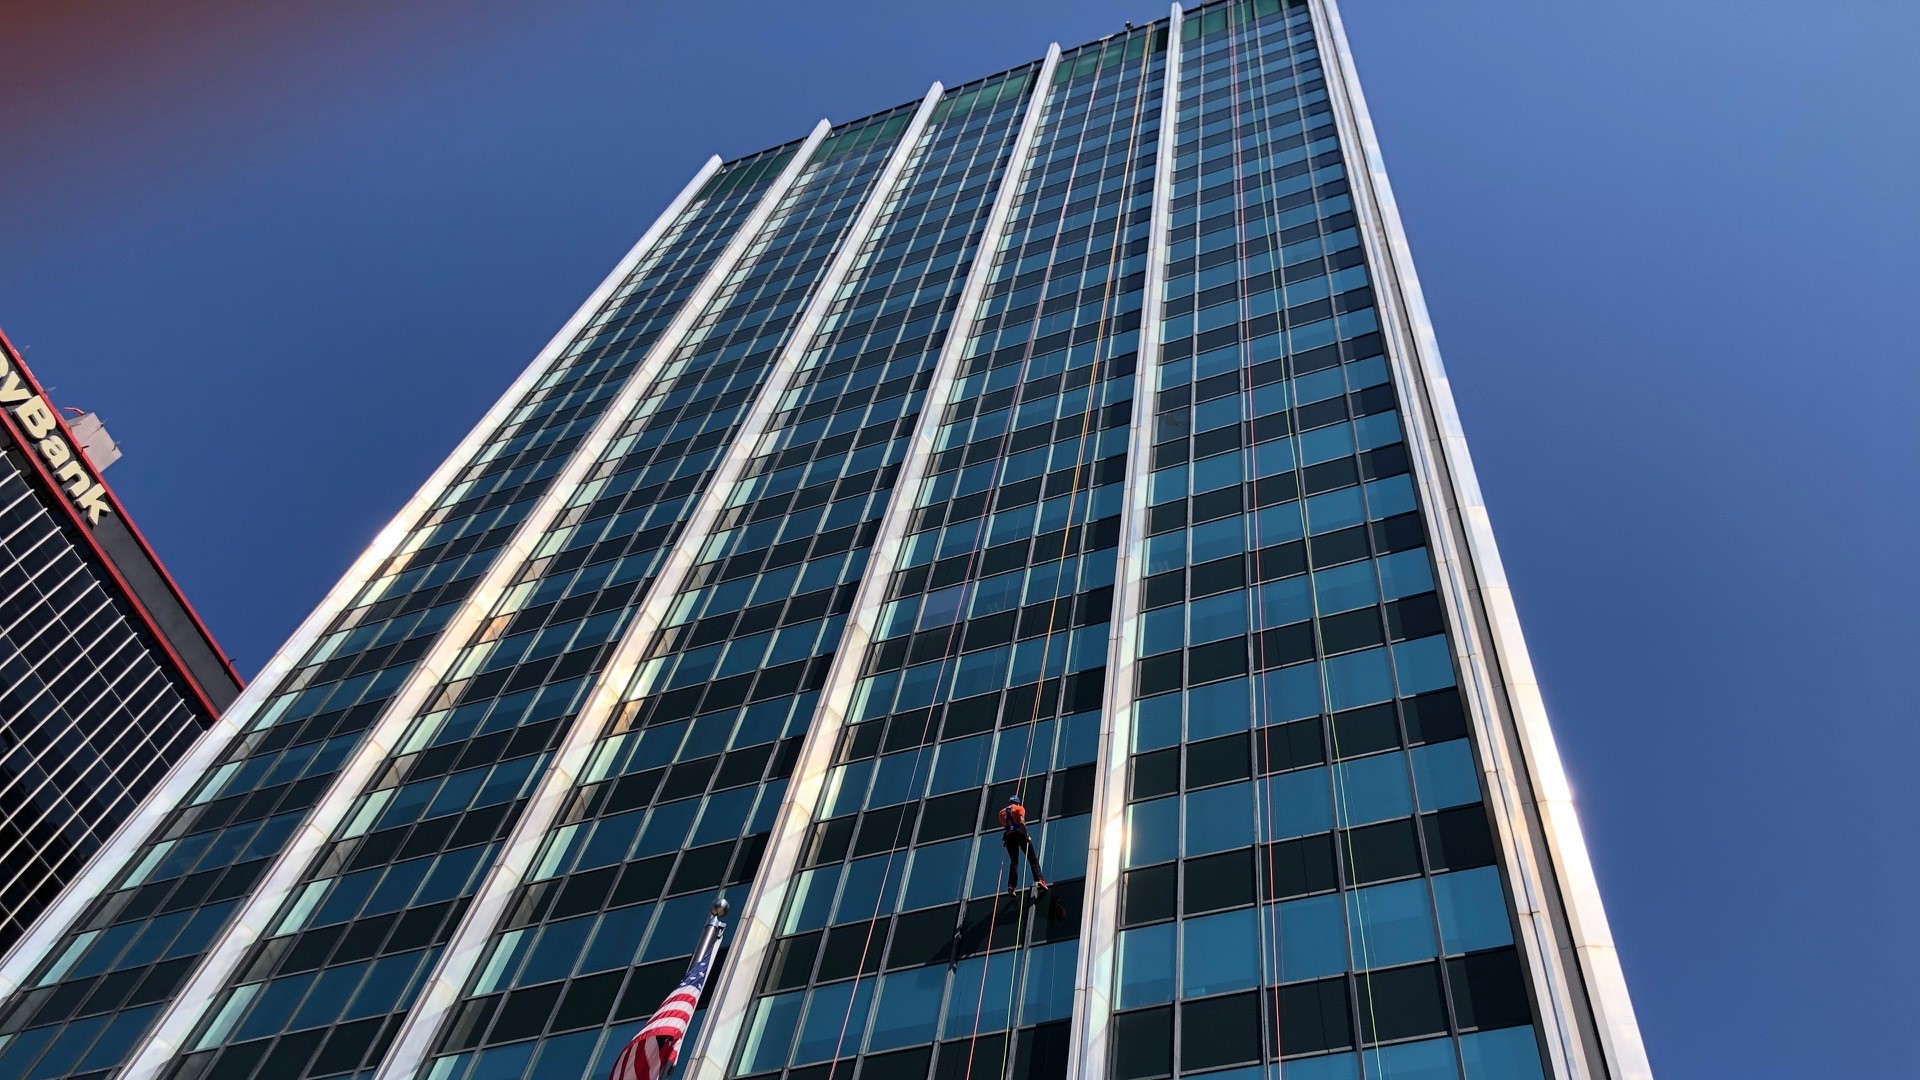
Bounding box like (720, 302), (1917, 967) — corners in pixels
(2, 2), (1914, 1075)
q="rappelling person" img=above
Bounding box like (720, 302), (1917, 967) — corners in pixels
(1000, 794), (1048, 895)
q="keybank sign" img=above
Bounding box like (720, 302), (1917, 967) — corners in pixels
(0, 350), (111, 525)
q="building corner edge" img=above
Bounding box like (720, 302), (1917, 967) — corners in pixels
(1305, 0), (1652, 1077)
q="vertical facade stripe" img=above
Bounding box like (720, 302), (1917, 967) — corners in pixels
(113, 132), (830, 1080)
(1306, 1), (1650, 1076)
(0, 154), (724, 1001)
(1068, 8), (1183, 1080)
(682, 46), (1064, 1080)
(367, 88), (948, 1080)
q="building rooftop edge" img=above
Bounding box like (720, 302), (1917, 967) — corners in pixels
(0, 327), (245, 712)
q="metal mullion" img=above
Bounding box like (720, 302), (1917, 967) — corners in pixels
(0, 158), (735, 1004)
(1069, 8), (1182, 1080)
(2, 550), (81, 636)
(0, 511), (43, 557)
(0, 477), (33, 525)
(1304, 1), (1649, 1077)
(10, 649), (151, 812)
(684, 48), (1063, 1080)
(3, 634), (178, 810)
(105, 147), (823, 1080)
(19, 594), (114, 696)
(371, 95), (946, 1080)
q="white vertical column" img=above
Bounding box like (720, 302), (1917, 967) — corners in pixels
(1308, 1), (1650, 1078)
(0, 153), (724, 997)
(682, 46), (1063, 1080)
(1068, 8), (1181, 1080)
(370, 87), (950, 1080)
(115, 127), (833, 1080)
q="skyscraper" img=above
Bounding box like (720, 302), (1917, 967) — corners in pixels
(0, 2), (1649, 1079)
(0, 331), (242, 961)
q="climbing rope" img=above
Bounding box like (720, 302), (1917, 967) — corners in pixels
(815, 59), (1136, 1078)
(967, 29), (1162, 1080)
(1224, 3), (1390, 1073)
(1217, 10), (1295, 1076)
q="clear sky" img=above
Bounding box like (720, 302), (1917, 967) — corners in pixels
(2, 1), (1914, 1075)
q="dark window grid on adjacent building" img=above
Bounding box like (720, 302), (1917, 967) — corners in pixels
(0, 539), (199, 830)
(1, 735), (191, 881)
(1103, 6), (1545, 1078)
(411, 79), (1044, 1080)
(0, 465), (208, 954)
(0, 714), (197, 916)
(0, 706), (195, 856)
(148, 118), (918, 1080)
(0, 649), (202, 956)
(0, 469), (200, 761)
(0, 601), (184, 770)
(0, 141), (802, 1080)
(723, 30), (1166, 1080)
(0, 700), (192, 910)
(0, 641), (198, 880)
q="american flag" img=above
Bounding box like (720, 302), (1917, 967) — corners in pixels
(608, 928), (721, 1080)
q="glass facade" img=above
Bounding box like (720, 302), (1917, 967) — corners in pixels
(725, 27), (1165, 1080)
(0, 4), (1645, 1080)
(164, 115), (916, 1080)
(0, 147), (796, 1080)
(415, 70), (1047, 1080)
(1108, 5), (1538, 1079)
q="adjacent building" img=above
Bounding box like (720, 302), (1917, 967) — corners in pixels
(0, 3), (1649, 1079)
(0, 330), (242, 960)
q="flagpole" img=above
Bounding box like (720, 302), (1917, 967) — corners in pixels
(612, 897), (729, 1080)
(693, 898), (728, 974)
(668, 899), (727, 1080)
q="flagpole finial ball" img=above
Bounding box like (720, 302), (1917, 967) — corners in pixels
(711, 898), (729, 918)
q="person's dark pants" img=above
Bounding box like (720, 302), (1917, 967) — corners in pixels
(1003, 829), (1044, 891)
